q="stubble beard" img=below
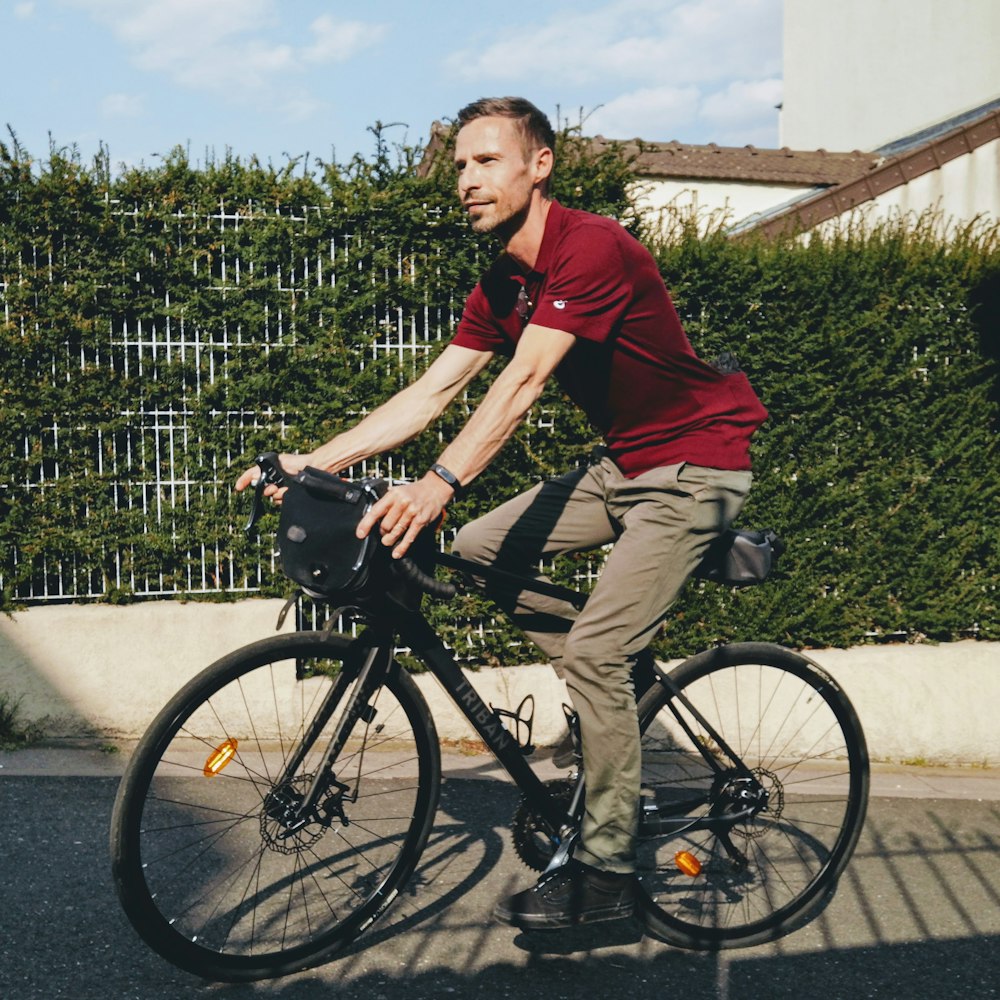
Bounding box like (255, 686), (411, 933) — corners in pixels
(466, 200), (529, 243)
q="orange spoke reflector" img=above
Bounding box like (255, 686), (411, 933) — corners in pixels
(204, 738), (238, 777)
(674, 850), (702, 877)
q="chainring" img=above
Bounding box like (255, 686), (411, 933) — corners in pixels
(510, 779), (577, 872)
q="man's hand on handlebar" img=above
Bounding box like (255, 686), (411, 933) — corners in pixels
(357, 475), (455, 560)
(234, 453), (311, 501)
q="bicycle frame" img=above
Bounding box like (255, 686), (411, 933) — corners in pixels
(112, 464), (865, 979)
(279, 549), (762, 855)
(246, 449), (767, 844)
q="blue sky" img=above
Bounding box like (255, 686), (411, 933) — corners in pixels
(3, 0), (783, 172)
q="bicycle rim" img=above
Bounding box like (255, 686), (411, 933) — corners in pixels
(637, 642), (868, 949)
(111, 632), (440, 981)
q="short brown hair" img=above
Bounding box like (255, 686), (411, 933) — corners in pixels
(456, 97), (556, 157)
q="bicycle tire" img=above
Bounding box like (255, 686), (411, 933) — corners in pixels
(636, 642), (868, 949)
(110, 631), (441, 981)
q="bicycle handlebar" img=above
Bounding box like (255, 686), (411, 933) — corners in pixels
(244, 452), (458, 602)
(243, 452), (285, 537)
(392, 553), (458, 601)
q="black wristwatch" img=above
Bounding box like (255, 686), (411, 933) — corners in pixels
(429, 463), (464, 499)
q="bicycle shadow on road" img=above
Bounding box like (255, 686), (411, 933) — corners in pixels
(3, 774), (999, 1000)
(327, 774), (511, 956)
(203, 792), (1000, 999)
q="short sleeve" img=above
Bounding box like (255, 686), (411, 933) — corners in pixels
(451, 281), (508, 353)
(530, 224), (630, 343)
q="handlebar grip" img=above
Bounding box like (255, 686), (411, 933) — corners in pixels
(243, 452), (287, 537)
(254, 452), (286, 486)
(395, 557), (457, 601)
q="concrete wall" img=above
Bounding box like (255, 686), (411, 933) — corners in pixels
(782, 0), (1000, 152)
(1, 600), (997, 765)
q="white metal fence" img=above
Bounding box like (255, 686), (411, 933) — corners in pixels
(1, 190), (601, 663)
(2, 197), (464, 603)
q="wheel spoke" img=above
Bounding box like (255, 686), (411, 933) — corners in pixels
(637, 643), (868, 948)
(111, 633), (440, 981)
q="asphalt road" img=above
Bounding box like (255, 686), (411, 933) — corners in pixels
(1, 754), (999, 1000)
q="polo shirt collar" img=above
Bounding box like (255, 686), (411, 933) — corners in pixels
(502, 199), (566, 288)
(525, 198), (566, 281)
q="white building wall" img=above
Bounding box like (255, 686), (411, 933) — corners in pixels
(634, 178), (813, 232)
(782, 0), (1000, 152)
(814, 137), (1000, 236)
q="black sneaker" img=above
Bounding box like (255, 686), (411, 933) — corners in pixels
(494, 860), (637, 930)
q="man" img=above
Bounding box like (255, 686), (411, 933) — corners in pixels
(237, 96), (768, 929)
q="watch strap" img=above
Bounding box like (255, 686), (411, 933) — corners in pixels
(429, 463), (463, 498)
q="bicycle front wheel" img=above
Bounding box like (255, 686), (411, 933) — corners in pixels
(110, 631), (441, 981)
(637, 642), (868, 949)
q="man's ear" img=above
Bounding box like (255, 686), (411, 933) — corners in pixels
(533, 146), (554, 187)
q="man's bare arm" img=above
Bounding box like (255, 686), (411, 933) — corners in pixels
(434, 324), (576, 485)
(361, 323), (577, 556)
(234, 344), (493, 493)
(306, 344), (493, 472)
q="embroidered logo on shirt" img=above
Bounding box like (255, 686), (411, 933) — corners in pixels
(553, 300), (568, 310)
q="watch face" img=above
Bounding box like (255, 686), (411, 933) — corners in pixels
(432, 465), (460, 491)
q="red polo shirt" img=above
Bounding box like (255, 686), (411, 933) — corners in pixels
(451, 200), (768, 476)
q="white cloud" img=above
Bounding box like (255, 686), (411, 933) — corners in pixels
(446, 0), (781, 87)
(68, 0), (387, 108)
(14, 2), (35, 18)
(700, 77), (782, 130)
(101, 92), (144, 118)
(444, 0), (781, 143)
(586, 77), (782, 145)
(585, 85), (701, 140)
(275, 90), (327, 125)
(303, 14), (388, 65)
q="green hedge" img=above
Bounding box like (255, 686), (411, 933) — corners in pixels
(1, 130), (998, 658)
(650, 217), (1000, 652)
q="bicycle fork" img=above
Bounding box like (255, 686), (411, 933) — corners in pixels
(266, 633), (394, 837)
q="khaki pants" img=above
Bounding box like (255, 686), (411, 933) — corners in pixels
(453, 451), (752, 873)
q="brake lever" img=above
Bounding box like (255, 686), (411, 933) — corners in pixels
(244, 451), (285, 537)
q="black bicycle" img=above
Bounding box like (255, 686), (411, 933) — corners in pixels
(110, 457), (869, 982)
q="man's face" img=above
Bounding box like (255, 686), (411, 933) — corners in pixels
(454, 116), (543, 237)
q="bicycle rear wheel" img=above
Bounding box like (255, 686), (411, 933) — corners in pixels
(110, 631), (440, 981)
(637, 642), (868, 949)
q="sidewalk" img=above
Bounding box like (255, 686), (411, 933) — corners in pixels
(3, 743), (1000, 800)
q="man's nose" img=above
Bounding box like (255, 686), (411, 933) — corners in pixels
(459, 165), (480, 196)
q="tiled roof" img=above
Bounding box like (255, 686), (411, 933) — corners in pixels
(418, 122), (878, 188)
(747, 98), (1000, 237)
(590, 137), (880, 187)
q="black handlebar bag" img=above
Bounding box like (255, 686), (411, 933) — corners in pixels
(277, 467), (386, 599)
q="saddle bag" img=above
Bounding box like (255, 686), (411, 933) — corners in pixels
(694, 528), (784, 586)
(277, 467), (386, 599)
